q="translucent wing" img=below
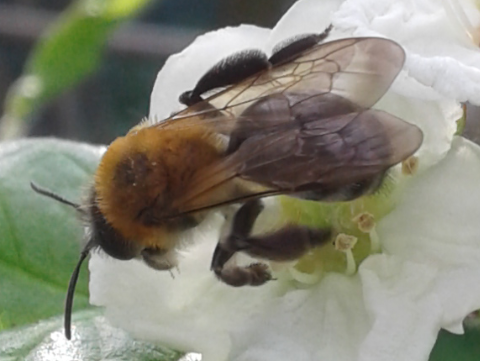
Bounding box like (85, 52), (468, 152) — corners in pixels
(172, 106), (422, 216)
(232, 109), (423, 189)
(210, 37), (405, 110)
(150, 37), (419, 217)
(157, 37), (405, 135)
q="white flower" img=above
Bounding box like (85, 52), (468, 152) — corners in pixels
(89, 0), (480, 360)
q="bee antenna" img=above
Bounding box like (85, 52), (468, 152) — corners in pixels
(30, 182), (84, 213)
(64, 242), (93, 340)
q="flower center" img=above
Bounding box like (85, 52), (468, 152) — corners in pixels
(276, 171), (412, 285)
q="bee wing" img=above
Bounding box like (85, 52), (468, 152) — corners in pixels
(156, 37), (413, 217)
(233, 109), (423, 188)
(174, 108), (422, 215)
(161, 37), (405, 134)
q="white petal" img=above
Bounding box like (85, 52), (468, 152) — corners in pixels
(374, 92), (459, 170)
(358, 255), (443, 361)
(266, 0), (343, 52)
(442, 0), (480, 45)
(333, 0), (480, 104)
(406, 54), (480, 104)
(149, 25), (270, 120)
(90, 246), (371, 361)
(229, 274), (369, 361)
(376, 136), (480, 331)
(358, 253), (480, 360)
(379, 137), (480, 268)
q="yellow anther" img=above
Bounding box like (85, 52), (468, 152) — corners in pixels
(402, 156), (419, 176)
(352, 212), (375, 233)
(334, 233), (358, 251)
(334, 233), (358, 276)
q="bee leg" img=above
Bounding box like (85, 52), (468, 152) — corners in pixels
(216, 226), (332, 287)
(240, 226), (332, 262)
(268, 24), (333, 65)
(180, 24), (333, 106)
(211, 199), (269, 287)
(179, 50), (270, 106)
(212, 200), (332, 287)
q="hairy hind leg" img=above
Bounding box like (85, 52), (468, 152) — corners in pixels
(211, 200), (332, 287)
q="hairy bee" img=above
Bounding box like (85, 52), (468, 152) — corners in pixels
(32, 25), (423, 338)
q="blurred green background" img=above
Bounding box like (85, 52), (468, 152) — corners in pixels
(0, 0), (296, 144)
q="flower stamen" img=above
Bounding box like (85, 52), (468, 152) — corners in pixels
(352, 212), (375, 233)
(352, 212), (381, 253)
(369, 226), (381, 253)
(334, 233), (358, 276)
(402, 156), (419, 176)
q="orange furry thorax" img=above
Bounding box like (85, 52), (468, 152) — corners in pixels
(94, 124), (222, 248)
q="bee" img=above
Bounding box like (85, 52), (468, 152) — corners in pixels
(32, 25), (423, 338)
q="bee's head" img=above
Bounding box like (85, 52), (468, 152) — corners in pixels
(86, 189), (143, 260)
(86, 191), (180, 270)
(93, 129), (173, 244)
(30, 182), (177, 341)
(29, 123), (217, 339)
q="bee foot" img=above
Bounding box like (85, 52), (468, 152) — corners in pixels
(246, 263), (273, 286)
(214, 262), (272, 287)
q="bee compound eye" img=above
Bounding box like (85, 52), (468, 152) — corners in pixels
(86, 193), (142, 260)
(90, 210), (143, 261)
(98, 236), (142, 261)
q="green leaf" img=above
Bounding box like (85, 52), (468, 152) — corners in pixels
(0, 310), (184, 360)
(0, 138), (102, 330)
(0, 0), (153, 139)
(429, 326), (480, 361)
